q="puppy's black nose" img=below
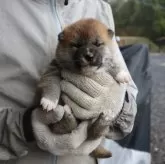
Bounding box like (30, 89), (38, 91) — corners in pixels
(74, 46), (102, 68)
(84, 48), (94, 62)
(84, 48), (102, 66)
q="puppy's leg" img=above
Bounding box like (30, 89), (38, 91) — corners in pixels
(106, 56), (131, 83)
(38, 60), (61, 112)
(90, 145), (112, 158)
(88, 112), (110, 140)
(50, 105), (78, 134)
(88, 113), (112, 159)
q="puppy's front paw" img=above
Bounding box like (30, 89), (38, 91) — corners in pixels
(40, 97), (58, 112)
(115, 71), (131, 83)
(99, 112), (111, 125)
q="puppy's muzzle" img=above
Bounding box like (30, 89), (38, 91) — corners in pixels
(74, 46), (103, 68)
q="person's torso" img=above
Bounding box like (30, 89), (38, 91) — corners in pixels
(0, 1), (112, 164)
(0, 0), (113, 111)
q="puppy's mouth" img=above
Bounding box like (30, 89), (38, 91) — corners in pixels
(73, 46), (104, 74)
(74, 54), (103, 69)
(97, 62), (103, 70)
(74, 58), (103, 72)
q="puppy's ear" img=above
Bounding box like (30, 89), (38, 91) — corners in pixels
(58, 32), (64, 41)
(107, 29), (114, 38)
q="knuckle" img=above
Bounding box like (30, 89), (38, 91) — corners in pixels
(86, 98), (96, 110)
(96, 97), (102, 107)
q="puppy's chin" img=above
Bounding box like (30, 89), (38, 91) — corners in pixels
(81, 65), (105, 77)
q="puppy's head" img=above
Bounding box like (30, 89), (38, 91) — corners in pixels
(56, 18), (114, 75)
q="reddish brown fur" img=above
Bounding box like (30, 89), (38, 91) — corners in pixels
(61, 18), (111, 45)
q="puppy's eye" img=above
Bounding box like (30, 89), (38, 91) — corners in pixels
(93, 42), (104, 47)
(70, 43), (81, 48)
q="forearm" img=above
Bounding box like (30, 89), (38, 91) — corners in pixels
(0, 107), (29, 160)
(111, 44), (138, 139)
(106, 90), (137, 140)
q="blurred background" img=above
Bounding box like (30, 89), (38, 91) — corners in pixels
(105, 0), (165, 163)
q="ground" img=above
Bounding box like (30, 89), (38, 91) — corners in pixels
(150, 53), (165, 164)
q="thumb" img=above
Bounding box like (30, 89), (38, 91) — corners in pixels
(33, 106), (64, 125)
(89, 72), (115, 86)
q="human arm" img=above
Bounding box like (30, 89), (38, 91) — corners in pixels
(104, 2), (138, 139)
(0, 104), (104, 160)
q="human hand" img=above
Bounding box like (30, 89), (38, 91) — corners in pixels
(60, 70), (126, 121)
(31, 105), (102, 156)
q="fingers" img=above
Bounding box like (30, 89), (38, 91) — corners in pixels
(61, 81), (98, 110)
(90, 72), (115, 86)
(62, 94), (100, 119)
(61, 71), (104, 97)
(34, 106), (64, 125)
(69, 137), (102, 155)
(62, 70), (118, 89)
(49, 121), (89, 151)
(32, 109), (89, 153)
(32, 108), (101, 156)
